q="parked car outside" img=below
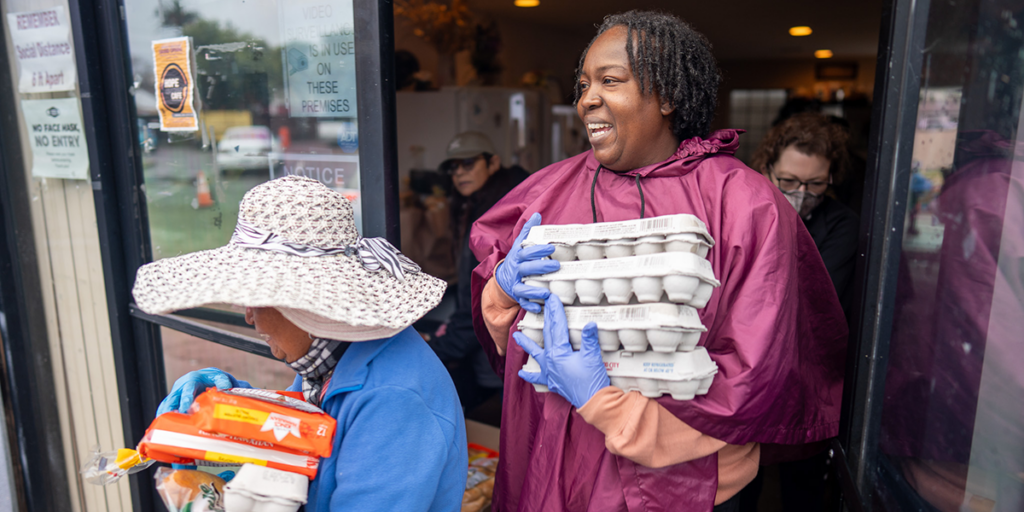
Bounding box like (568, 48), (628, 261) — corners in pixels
(217, 125), (279, 172)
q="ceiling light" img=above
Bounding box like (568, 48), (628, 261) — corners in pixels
(515, 0), (539, 6)
(815, 49), (833, 59)
(789, 26), (812, 36)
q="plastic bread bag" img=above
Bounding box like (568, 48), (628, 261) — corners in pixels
(188, 388), (336, 458)
(139, 410), (320, 478)
(80, 448), (156, 486)
(192, 460), (242, 483)
(462, 470), (495, 512)
(155, 467), (226, 512)
(466, 443), (498, 464)
(462, 445), (498, 512)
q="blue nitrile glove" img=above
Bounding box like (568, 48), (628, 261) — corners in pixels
(156, 367), (252, 416)
(514, 295), (610, 408)
(495, 212), (561, 314)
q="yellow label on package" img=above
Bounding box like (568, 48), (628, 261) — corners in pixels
(203, 451), (268, 466)
(213, 404), (269, 425)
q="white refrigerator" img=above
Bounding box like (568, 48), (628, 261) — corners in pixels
(396, 87), (552, 182)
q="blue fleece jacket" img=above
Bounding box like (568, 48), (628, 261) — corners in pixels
(287, 327), (468, 512)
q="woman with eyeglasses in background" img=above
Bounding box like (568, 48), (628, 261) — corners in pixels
(752, 112), (860, 319)
(745, 112), (860, 512)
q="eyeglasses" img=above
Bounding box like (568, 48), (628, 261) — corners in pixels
(441, 156), (483, 175)
(770, 168), (830, 194)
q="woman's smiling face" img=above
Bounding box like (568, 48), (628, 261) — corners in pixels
(577, 26), (680, 171)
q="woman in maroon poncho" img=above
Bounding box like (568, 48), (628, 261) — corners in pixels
(469, 11), (848, 512)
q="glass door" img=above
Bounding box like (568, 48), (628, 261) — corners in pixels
(64, 0), (399, 508)
(839, 0), (1024, 510)
(116, 0), (399, 398)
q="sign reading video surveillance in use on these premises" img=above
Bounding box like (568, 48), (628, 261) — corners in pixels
(280, 0), (358, 118)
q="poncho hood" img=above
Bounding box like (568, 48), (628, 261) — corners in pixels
(470, 130), (847, 512)
(581, 129), (743, 178)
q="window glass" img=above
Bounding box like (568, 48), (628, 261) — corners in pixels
(876, 1), (1024, 509)
(124, 0), (362, 262)
(123, 0), (364, 388)
(161, 326), (296, 392)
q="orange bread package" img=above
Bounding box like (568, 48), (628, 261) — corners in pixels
(139, 410), (321, 479)
(189, 388), (337, 458)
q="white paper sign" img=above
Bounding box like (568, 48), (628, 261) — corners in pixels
(280, 0), (358, 118)
(22, 98), (89, 179)
(6, 7), (77, 93)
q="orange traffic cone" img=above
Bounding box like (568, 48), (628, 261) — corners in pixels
(196, 171), (214, 208)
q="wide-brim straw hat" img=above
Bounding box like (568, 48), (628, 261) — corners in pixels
(132, 176), (446, 341)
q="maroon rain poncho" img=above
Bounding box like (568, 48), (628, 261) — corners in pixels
(469, 130), (848, 512)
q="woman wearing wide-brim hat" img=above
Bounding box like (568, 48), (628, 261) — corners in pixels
(134, 175), (468, 512)
(469, 10), (848, 512)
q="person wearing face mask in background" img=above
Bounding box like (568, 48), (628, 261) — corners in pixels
(752, 112), (860, 320)
(740, 112), (860, 512)
(424, 132), (528, 415)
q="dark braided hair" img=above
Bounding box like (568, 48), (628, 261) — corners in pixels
(574, 11), (721, 142)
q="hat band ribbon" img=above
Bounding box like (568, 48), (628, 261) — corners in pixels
(230, 218), (421, 281)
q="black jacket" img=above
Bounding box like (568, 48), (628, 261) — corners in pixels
(428, 166), (529, 388)
(803, 196), (859, 321)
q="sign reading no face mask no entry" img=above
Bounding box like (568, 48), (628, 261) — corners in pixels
(22, 98), (89, 180)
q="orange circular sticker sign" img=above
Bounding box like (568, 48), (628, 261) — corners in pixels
(159, 63), (188, 113)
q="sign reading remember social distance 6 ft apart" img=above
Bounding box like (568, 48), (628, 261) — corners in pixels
(280, 0), (358, 118)
(5, 7), (77, 93)
(152, 37), (199, 131)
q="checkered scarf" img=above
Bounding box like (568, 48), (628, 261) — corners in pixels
(288, 337), (350, 407)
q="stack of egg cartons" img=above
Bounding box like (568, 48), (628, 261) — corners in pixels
(516, 214), (721, 401)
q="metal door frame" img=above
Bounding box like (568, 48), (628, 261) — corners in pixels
(0, 0), (400, 508)
(834, 0), (930, 510)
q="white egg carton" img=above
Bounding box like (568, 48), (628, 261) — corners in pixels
(523, 214), (714, 262)
(522, 347), (718, 401)
(223, 464), (308, 512)
(604, 347), (718, 401)
(524, 252), (720, 308)
(522, 355), (550, 393)
(541, 232), (712, 261)
(555, 232), (712, 261)
(517, 303), (706, 353)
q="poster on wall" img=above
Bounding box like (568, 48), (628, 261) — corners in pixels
(5, 7), (77, 93)
(21, 98), (89, 180)
(152, 37), (199, 131)
(279, 0), (358, 118)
